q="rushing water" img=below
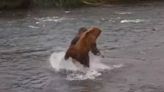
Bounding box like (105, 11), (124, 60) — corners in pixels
(1, 2), (164, 92)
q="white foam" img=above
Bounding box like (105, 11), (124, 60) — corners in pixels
(116, 12), (132, 15)
(66, 70), (101, 80)
(49, 51), (123, 80)
(35, 16), (74, 22)
(112, 64), (124, 68)
(28, 25), (39, 29)
(120, 19), (145, 23)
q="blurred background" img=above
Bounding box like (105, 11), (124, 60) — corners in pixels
(0, 0), (163, 9)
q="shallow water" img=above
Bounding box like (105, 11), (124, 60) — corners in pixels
(49, 51), (122, 80)
(1, 2), (164, 92)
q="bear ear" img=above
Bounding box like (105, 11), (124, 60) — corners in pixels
(84, 30), (91, 38)
(78, 27), (87, 34)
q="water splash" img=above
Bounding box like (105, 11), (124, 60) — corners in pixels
(49, 52), (78, 71)
(49, 51), (123, 80)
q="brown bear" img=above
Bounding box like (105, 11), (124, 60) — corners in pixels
(64, 27), (102, 67)
(69, 27), (101, 55)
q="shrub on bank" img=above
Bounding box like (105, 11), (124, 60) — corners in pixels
(0, 0), (84, 9)
(0, 0), (162, 9)
(0, 0), (31, 9)
(32, 0), (83, 8)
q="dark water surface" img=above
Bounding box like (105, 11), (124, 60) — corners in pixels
(1, 2), (164, 92)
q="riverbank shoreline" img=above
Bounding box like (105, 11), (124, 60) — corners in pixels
(0, 0), (163, 10)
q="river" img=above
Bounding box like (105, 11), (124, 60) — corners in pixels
(0, 1), (164, 92)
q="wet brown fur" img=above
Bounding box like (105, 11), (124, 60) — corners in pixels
(64, 27), (101, 67)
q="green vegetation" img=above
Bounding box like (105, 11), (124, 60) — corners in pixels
(32, 0), (83, 8)
(0, 0), (30, 9)
(0, 0), (162, 9)
(31, 0), (106, 8)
